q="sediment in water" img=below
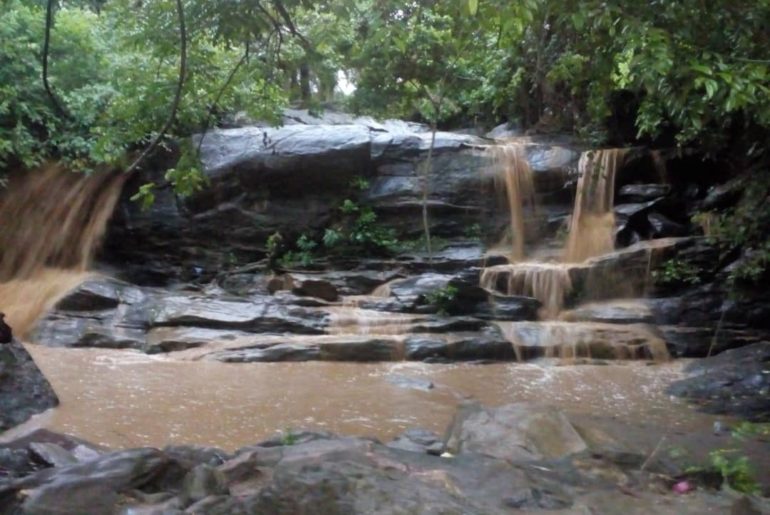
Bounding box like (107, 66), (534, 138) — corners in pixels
(0, 165), (125, 337)
(486, 144), (537, 261)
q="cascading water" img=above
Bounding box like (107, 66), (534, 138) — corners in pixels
(482, 148), (629, 316)
(0, 165), (126, 336)
(481, 263), (573, 319)
(564, 149), (627, 263)
(485, 144), (537, 261)
(482, 145), (667, 360)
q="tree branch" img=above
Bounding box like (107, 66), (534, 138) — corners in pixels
(196, 43), (251, 156)
(125, 0), (187, 174)
(42, 0), (68, 118)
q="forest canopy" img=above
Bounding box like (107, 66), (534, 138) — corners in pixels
(1, 0), (769, 181)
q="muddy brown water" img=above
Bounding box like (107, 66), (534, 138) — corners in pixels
(5, 345), (720, 451)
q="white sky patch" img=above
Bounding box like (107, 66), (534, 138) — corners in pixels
(336, 70), (356, 96)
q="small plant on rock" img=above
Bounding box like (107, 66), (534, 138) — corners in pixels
(425, 284), (459, 315)
(653, 258), (702, 287)
(279, 233), (317, 268)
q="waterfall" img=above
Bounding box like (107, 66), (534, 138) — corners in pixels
(481, 263), (573, 319)
(563, 149), (627, 263)
(483, 147), (628, 318)
(0, 165), (126, 336)
(486, 144), (537, 261)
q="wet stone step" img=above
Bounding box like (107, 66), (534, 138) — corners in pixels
(496, 321), (670, 361)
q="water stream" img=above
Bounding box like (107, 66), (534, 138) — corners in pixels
(0, 154), (727, 459)
(7, 345), (715, 451)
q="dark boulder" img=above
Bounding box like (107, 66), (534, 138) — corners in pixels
(667, 342), (770, 421)
(647, 212), (689, 238)
(0, 340), (58, 431)
(618, 184), (671, 203)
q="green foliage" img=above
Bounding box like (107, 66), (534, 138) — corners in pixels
(322, 228), (344, 248)
(696, 172), (770, 289)
(280, 428), (299, 446)
(129, 182), (156, 211)
(653, 258), (702, 287)
(396, 235), (452, 254)
(350, 176), (370, 191)
(340, 198), (359, 214)
(675, 421), (765, 495)
(279, 233), (317, 268)
(425, 284), (458, 315)
(0, 0), (290, 184)
(708, 449), (759, 494)
(464, 223), (482, 240)
(732, 422), (770, 441)
(341, 0), (770, 150)
(329, 199), (398, 254)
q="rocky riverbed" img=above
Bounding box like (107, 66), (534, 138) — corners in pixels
(2, 402), (769, 514)
(1, 109), (769, 513)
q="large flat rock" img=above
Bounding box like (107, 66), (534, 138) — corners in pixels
(444, 402), (588, 462)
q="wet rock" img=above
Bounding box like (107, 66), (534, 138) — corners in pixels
(308, 270), (403, 296)
(473, 294), (540, 321)
(444, 402), (588, 462)
(411, 317), (491, 334)
(145, 327), (251, 354)
(256, 430), (338, 449)
(618, 183), (671, 202)
(289, 276), (339, 302)
(668, 342), (770, 421)
(217, 272), (271, 297)
(503, 487), (572, 510)
(485, 122), (522, 139)
(446, 334), (516, 361)
(54, 278), (126, 311)
(701, 177), (744, 210)
(181, 464), (228, 504)
(151, 295), (327, 334)
(33, 277), (151, 350)
(386, 273), (453, 310)
(613, 199), (661, 236)
(0, 447), (35, 480)
(386, 375), (434, 392)
(213, 343), (321, 363)
(185, 495), (246, 514)
(527, 143), (580, 176)
(242, 436), (539, 515)
(34, 314), (147, 349)
(403, 336), (450, 361)
(0, 340), (58, 431)
(163, 446), (229, 469)
(387, 429), (444, 455)
(647, 212), (689, 238)
(104, 110), (582, 281)
(28, 443), (78, 468)
(401, 244), (507, 274)
(210, 338), (402, 363)
(561, 301), (653, 325)
(658, 325), (766, 358)
(319, 338), (400, 361)
(498, 321), (667, 361)
(6, 448), (172, 514)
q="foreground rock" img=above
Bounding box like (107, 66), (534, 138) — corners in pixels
(444, 402), (588, 461)
(0, 340), (58, 432)
(4, 402), (762, 514)
(668, 342), (770, 421)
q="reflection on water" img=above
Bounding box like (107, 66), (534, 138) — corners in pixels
(6, 344), (721, 451)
